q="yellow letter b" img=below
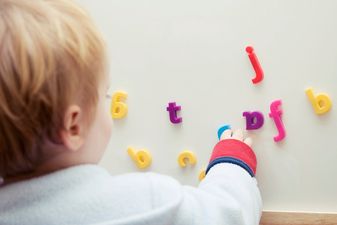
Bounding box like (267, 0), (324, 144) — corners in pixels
(306, 87), (332, 115)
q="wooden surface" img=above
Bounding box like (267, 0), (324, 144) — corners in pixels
(260, 212), (337, 225)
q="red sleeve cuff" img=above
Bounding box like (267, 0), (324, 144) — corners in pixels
(209, 139), (257, 175)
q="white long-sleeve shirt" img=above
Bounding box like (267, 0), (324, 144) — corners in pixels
(0, 164), (262, 225)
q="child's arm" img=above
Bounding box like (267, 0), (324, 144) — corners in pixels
(173, 129), (262, 225)
(132, 129), (261, 225)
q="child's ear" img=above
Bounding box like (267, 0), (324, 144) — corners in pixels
(60, 105), (85, 151)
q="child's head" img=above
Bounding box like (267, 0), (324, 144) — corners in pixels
(0, 0), (112, 181)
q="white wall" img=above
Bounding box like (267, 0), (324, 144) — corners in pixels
(78, 0), (337, 212)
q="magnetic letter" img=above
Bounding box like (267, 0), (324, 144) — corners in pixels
(305, 87), (332, 115)
(246, 46), (264, 84)
(127, 147), (152, 169)
(269, 100), (286, 142)
(111, 91), (128, 119)
(217, 124), (231, 140)
(178, 150), (197, 168)
(199, 169), (206, 181)
(166, 102), (182, 124)
(242, 111), (264, 130)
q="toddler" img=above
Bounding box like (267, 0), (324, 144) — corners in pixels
(0, 0), (262, 224)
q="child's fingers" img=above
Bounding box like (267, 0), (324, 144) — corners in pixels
(220, 129), (232, 140)
(232, 129), (244, 141)
(220, 128), (253, 147)
(244, 137), (253, 147)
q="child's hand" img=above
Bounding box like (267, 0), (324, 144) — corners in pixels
(220, 129), (252, 147)
(206, 128), (257, 177)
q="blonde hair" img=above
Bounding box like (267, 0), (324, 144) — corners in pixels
(0, 0), (107, 178)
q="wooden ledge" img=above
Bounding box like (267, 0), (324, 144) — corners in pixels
(261, 211), (337, 225)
